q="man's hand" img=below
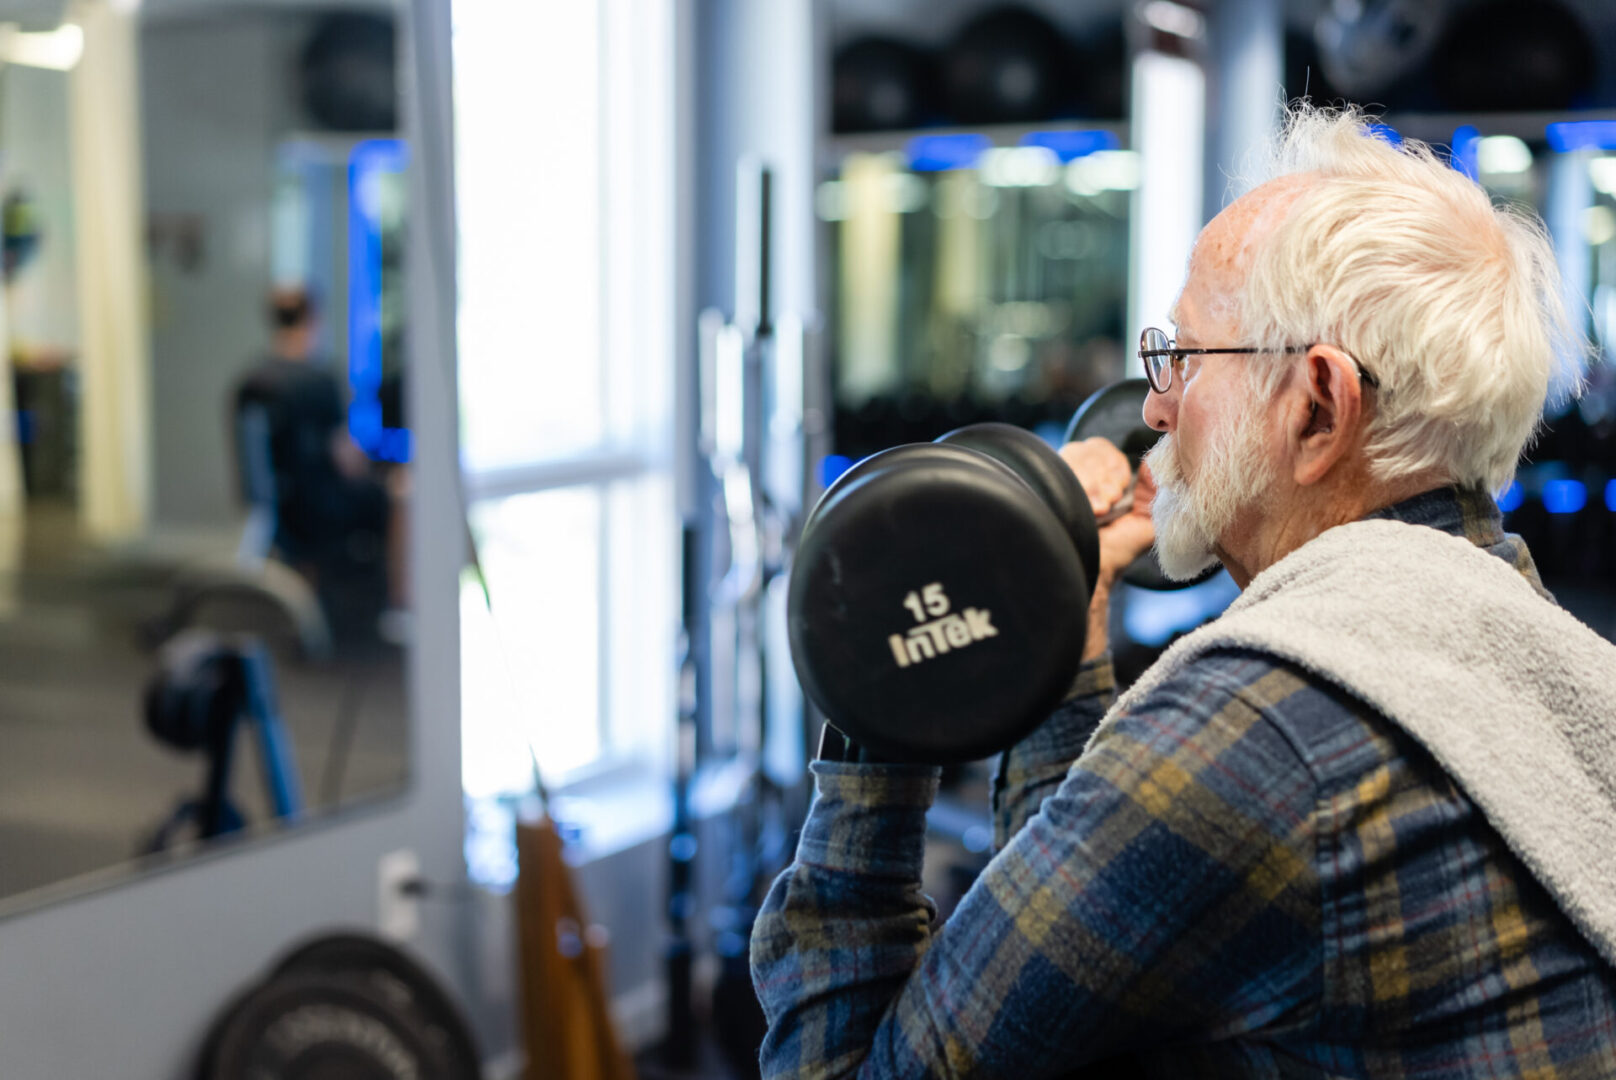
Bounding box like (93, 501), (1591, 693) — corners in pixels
(1057, 439), (1157, 659)
(1098, 461), (1155, 583)
(1059, 437), (1131, 520)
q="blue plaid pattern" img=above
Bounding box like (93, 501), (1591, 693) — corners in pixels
(753, 488), (1616, 1077)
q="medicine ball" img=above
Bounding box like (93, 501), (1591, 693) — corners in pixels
(1070, 19), (1126, 120)
(1284, 30), (1348, 106)
(940, 6), (1070, 126)
(1432, 0), (1595, 113)
(1315, 0), (1450, 101)
(145, 630), (245, 751)
(833, 37), (935, 133)
(299, 12), (397, 132)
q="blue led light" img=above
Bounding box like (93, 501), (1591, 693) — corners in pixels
(1605, 478), (1616, 512)
(907, 133), (992, 172)
(1542, 479), (1587, 514)
(1451, 124), (1481, 180)
(1496, 481), (1524, 513)
(1368, 124), (1404, 146)
(1019, 129), (1120, 163)
(820, 454), (854, 489)
(1546, 121), (1616, 153)
(348, 138), (411, 463)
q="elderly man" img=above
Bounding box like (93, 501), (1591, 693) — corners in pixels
(751, 107), (1616, 1077)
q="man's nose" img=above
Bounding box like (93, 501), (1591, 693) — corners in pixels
(1143, 381), (1176, 433)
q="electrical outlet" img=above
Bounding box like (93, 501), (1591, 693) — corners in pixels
(377, 847), (421, 941)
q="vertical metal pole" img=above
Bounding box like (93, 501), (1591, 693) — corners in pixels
(1204, 0), (1283, 216)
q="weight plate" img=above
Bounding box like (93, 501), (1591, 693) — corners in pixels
(207, 971), (455, 1080)
(270, 932), (480, 1080)
(789, 443), (1088, 763)
(1063, 378), (1159, 469)
(1065, 379), (1220, 591)
(935, 423), (1099, 604)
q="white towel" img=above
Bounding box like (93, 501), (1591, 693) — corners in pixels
(1089, 519), (1616, 966)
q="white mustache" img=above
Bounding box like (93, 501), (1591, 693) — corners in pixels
(1144, 434), (1184, 493)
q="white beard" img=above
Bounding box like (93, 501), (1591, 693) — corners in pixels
(1144, 404), (1275, 581)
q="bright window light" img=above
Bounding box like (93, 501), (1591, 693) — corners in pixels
(979, 146), (1060, 188)
(454, 0), (676, 793)
(467, 489), (603, 786)
(0, 23), (84, 71)
(1589, 157), (1616, 196)
(1477, 135), (1532, 176)
(1066, 149), (1142, 196)
(1138, 1), (1205, 40)
(1129, 50), (1205, 373)
(454, 0), (603, 469)
(1585, 206), (1616, 248)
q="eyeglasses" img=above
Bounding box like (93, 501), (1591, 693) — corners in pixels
(1137, 326), (1380, 394)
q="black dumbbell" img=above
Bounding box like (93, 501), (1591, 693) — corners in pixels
(1064, 378), (1221, 590)
(790, 380), (1222, 764)
(788, 423), (1096, 764)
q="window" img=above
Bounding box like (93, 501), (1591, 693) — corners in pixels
(453, 0), (676, 797)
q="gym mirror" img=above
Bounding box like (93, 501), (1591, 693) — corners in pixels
(0, 0), (411, 911)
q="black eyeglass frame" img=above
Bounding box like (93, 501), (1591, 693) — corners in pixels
(1137, 326), (1381, 394)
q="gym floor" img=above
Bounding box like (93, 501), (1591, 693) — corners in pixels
(0, 501), (409, 905)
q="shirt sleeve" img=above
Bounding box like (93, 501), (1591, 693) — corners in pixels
(751, 652), (1323, 1080)
(992, 655), (1117, 852)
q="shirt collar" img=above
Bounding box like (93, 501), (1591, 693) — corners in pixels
(1365, 486), (1550, 597)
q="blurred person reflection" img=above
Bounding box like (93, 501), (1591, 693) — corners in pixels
(234, 287), (404, 643)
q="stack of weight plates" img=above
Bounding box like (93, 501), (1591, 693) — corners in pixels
(196, 932), (480, 1080)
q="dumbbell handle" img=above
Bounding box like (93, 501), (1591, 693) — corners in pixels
(1093, 474), (1137, 527)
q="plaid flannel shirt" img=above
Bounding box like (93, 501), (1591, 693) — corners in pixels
(752, 488), (1616, 1078)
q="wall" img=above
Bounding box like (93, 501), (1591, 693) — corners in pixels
(1, 64), (80, 354)
(0, 2), (483, 1077)
(140, 8), (327, 530)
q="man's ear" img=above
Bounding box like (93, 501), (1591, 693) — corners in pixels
(1292, 345), (1365, 486)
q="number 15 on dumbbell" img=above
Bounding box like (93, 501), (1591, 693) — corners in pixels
(889, 582), (998, 670)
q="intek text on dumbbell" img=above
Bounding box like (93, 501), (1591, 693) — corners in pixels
(888, 582), (997, 669)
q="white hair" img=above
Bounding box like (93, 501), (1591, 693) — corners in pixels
(1237, 104), (1585, 493)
